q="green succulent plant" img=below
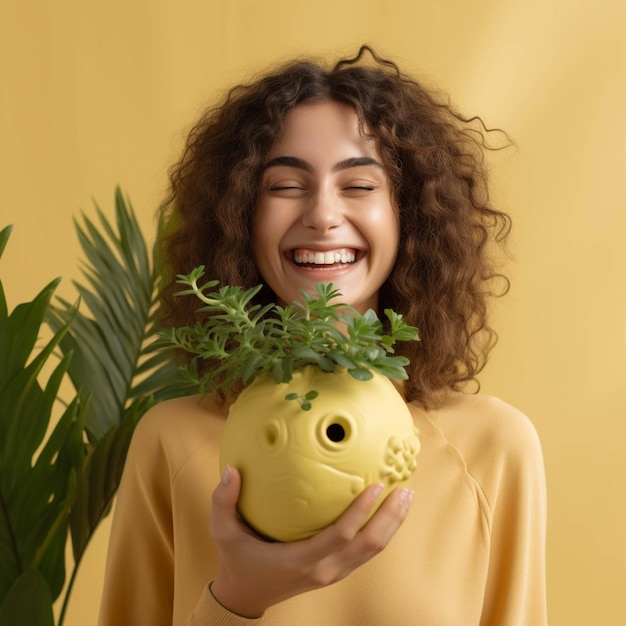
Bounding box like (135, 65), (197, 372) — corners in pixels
(0, 189), (189, 625)
(160, 266), (420, 408)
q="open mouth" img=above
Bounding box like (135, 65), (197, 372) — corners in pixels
(292, 248), (358, 267)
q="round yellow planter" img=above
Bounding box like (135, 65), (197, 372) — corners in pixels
(221, 366), (420, 542)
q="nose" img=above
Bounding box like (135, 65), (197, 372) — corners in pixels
(301, 191), (343, 232)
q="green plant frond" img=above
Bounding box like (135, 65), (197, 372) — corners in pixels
(71, 287), (136, 373)
(61, 315), (128, 401)
(132, 347), (174, 377)
(38, 190), (194, 616)
(0, 283), (6, 323)
(115, 189), (151, 278)
(1, 193), (196, 623)
(32, 469), (76, 570)
(69, 397), (149, 562)
(34, 521), (67, 604)
(0, 277), (64, 395)
(75, 202), (151, 305)
(75, 221), (147, 311)
(74, 269), (144, 339)
(0, 227), (13, 322)
(48, 190), (185, 443)
(46, 310), (123, 440)
(0, 326), (76, 497)
(77, 428), (117, 551)
(0, 225), (13, 260)
(0, 569), (54, 626)
(126, 363), (185, 400)
(0, 337), (82, 610)
(74, 219), (130, 287)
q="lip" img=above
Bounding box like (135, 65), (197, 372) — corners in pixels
(284, 256), (363, 283)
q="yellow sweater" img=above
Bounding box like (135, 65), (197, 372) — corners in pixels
(98, 391), (547, 625)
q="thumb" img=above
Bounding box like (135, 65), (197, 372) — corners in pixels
(210, 465), (243, 540)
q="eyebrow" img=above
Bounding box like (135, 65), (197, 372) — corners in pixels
(262, 155), (383, 173)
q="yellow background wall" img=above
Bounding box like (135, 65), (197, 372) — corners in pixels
(2, 1), (625, 624)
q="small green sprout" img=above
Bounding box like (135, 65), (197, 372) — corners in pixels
(285, 390), (320, 411)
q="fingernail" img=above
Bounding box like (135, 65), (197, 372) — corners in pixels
(221, 465), (232, 485)
(371, 483), (384, 500)
(400, 488), (415, 508)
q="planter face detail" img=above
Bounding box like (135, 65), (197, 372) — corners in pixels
(220, 366), (420, 542)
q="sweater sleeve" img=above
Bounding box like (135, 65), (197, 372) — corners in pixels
(185, 586), (263, 626)
(476, 399), (548, 626)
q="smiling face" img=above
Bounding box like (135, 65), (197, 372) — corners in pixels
(253, 100), (400, 314)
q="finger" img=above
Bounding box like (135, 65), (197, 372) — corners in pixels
(307, 485), (414, 562)
(313, 487), (415, 582)
(356, 487), (414, 547)
(329, 488), (414, 576)
(304, 483), (385, 558)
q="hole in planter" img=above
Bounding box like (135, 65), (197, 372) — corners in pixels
(318, 414), (353, 450)
(326, 423), (346, 442)
(262, 422), (280, 447)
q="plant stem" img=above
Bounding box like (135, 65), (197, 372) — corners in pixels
(57, 554), (81, 626)
(57, 491), (116, 626)
(0, 491), (22, 578)
(190, 280), (219, 306)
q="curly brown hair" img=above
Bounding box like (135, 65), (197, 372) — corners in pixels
(158, 45), (512, 408)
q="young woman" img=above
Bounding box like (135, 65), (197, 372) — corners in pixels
(98, 46), (547, 625)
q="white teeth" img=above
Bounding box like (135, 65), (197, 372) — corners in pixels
(294, 249), (356, 265)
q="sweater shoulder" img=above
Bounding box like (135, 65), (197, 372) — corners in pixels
(420, 393), (546, 513)
(429, 393), (543, 459)
(133, 393), (228, 434)
(127, 393), (229, 479)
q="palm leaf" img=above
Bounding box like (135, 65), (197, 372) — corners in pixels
(47, 189), (180, 439)
(46, 188), (195, 623)
(0, 229), (85, 612)
(1, 191), (196, 624)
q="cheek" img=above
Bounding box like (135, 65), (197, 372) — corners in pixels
(371, 203), (400, 246)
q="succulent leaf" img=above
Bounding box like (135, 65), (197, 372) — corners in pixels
(160, 268), (420, 406)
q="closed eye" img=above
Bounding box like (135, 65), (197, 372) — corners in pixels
(269, 185), (304, 190)
(342, 183), (378, 197)
(265, 184), (308, 198)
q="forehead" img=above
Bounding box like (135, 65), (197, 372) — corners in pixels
(268, 100), (379, 159)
